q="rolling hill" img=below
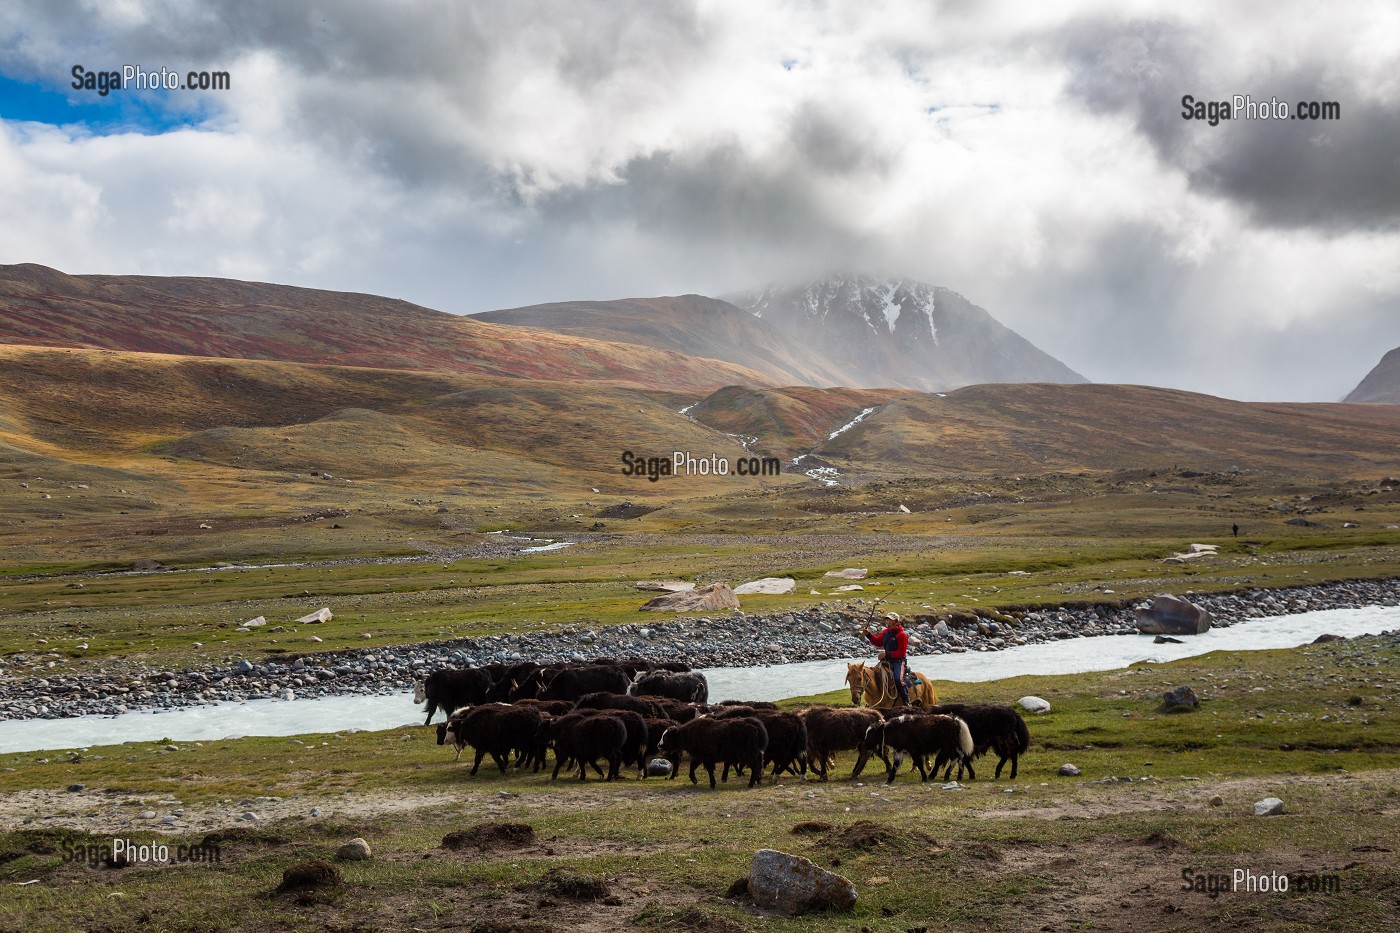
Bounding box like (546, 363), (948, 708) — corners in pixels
(1345, 346), (1400, 404)
(691, 381), (1400, 477)
(0, 264), (774, 393)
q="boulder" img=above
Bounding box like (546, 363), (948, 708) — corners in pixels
(1253, 797), (1284, 816)
(297, 608), (333, 624)
(645, 759), (673, 777)
(336, 838), (371, 861)
(833, 584), (864, 592)
(734, 577), (797, 596)
(897, 504), (911, 513)
(1058, 764), (1080, 776)
(635, 580), (696, 592)
(1135, 595), (1211, 635)
(1162, 685), (1200, 711)
(1019, 696), (1051, 713)
(639, 583), (739, 612)
(244, 616), (267, 627)
(1311, 633), (1344, 644)
(1153, 635), (1183, 644)
(747, 849), (857, 916)
(823, 568), (868, 580)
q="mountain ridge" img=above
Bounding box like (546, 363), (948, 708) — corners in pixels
(0, 263), (775, 393)
(1345, 346), (1400, 403)
(722, 274), (1088, 392)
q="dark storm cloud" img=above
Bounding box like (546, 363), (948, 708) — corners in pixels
(1058, 17), (1400, 231)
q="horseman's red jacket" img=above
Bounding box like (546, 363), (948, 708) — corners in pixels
(866, 626), (908, 660)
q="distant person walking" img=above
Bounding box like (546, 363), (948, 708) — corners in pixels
(862, 612), (910, 706)
(1232, 523), (1239, 537)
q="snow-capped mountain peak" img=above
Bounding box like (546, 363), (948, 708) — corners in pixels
(723, 274), (1084, 392)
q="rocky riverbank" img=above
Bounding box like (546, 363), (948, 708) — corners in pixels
(4, 578), (1400, 720)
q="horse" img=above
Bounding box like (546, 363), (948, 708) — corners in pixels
(845, 662), (938, 709)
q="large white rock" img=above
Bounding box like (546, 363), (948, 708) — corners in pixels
(734, 577), (797, 595)
(1135, 594), (1211, 635)
(823, 568), (868, 580)
(336, 837), (372, 860)
(833, 584), (864, 592)
(1253, 797), (1285, 816)
(748, 849), (856, 916)
(244, 616), (267, 627)
(1019, 696), (1051, 713)
(297, 608), (333, 624)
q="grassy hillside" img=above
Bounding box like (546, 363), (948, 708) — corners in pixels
(0, 264), (775, 392)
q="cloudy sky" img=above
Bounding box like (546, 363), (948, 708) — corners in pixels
(1, 1), (1398, 401)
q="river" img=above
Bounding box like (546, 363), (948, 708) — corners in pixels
(1, 604), (1395, 754)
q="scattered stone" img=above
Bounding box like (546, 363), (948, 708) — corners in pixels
(1253, 797), (1285, 816)
(298, 608), (333, 624)
(1135, 594), (1211, 635)
(1162, 685), (1200, 711)
(897, 504), (911, 513)
(336, 838), (371, 861)
(734, 577), (797, 595)
(1019, 696), (1051, 713)
(1058, 764), (1080, 777)
(833, 584), (864, 592)
(1312, 633), (1344, 644)
(66, 783), (85, 792)
(645, 759), (673, 777)
(1153, 635), (1183, 644)
(823, 568), (868, 580)
(747, 849), (857, 916)
(244, 616), (267, 628)
(1209, 795), (1223, 807)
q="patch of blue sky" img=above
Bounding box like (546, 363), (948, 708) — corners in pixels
(0, 72), (218, 135)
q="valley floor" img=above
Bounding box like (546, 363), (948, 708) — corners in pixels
(1, 636), (1397, 932)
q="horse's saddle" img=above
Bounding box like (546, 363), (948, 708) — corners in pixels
(875, 661), (915, 693)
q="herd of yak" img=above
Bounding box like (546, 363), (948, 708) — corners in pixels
(414, 659), (1031, 788)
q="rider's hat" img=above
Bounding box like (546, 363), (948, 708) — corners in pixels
(884, 611), (901, 623)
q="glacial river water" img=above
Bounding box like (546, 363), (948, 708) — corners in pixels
(1, 604), (1396, 754)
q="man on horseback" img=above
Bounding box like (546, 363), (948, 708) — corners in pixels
(862, 611), (910, 707)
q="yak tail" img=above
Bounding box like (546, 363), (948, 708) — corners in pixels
(954, 717), (974, 758)
(1014, 712), (1031, 754)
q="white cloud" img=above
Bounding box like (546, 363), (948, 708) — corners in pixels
(0, 0), (1396, 400)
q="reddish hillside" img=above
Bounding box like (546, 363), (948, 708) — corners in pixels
(0, 264), (773, 392)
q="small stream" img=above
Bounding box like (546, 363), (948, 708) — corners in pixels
(1, 604), (1395, 754)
